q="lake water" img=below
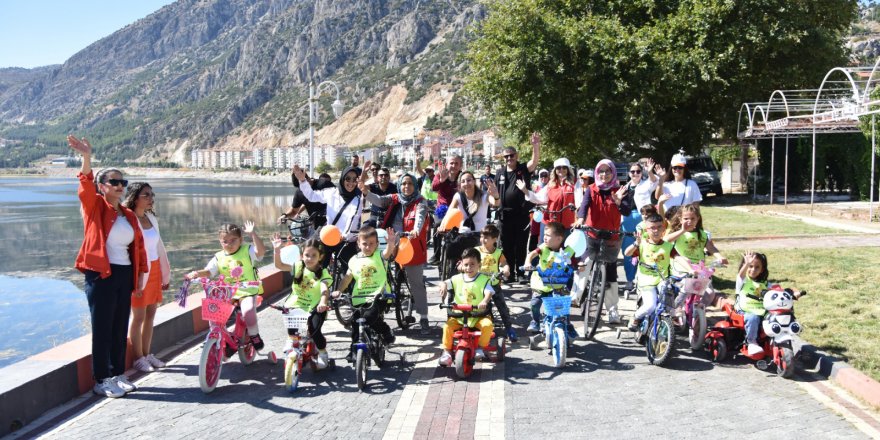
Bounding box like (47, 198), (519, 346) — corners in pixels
(0, 175), (297, 368)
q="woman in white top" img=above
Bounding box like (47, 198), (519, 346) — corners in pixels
(620, 159), (659, 293)
(294, 164), (364, 273)
(656, 154), (702, 211)
(123, 182), (171, 373)
(445, 171), (500, 274)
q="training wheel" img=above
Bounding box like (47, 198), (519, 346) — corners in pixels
(756, 360), (769, 370)
(268, 351), (278, 364)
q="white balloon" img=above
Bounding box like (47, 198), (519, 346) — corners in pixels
(564, 230), (587, 258)
(533, 210), (543, 223)
(280, 244), (301, 266)
(377, 228), (388, 251)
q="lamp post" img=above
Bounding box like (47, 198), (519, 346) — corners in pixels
(308, 81), (344, 172)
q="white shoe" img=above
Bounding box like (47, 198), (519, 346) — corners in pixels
(114, 375), (137, 393)
(438, 350), (453, 366)
(133, 356), (155, 373)
(93, 378), (125, 398)
(315, 351), (329, 370)
(608, 310), (621, 325)
(475, 348), (486, 361)
(747, 343), (765, 357)
(625, 281), (633, 291)
(145, 354), (165, 369)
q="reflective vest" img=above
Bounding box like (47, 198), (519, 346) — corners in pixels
(477, 246), (503, 286)
(636, 240), (675, 287)
(530, 245), (575, 292)
(380, 194), (429, 266)
(451, 273), (490, 327)
(348, 251), (388, 306)
(215, 244), (263, 298)
(673, 230), (708, 264)
(284, 261), (332, 312)
(737, 277), (767, 316)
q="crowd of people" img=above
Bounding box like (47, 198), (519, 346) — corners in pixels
(69, 133), (773, 397)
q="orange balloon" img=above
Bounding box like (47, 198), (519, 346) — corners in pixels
(395, 236), (415, 265)
(319, 225), (342, 246)
(439, 208), (464, 231)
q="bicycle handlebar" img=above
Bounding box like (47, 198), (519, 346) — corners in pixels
(533, 204), (577, 214)
(572, 225), (636, 237)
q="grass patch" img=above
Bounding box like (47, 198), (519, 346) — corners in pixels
(701, 206), (844, 238)
(712, 246), (880, 382)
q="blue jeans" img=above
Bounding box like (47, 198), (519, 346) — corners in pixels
(620, 211), (642, 283)
(743, 312), (763, 344)
(84, 265), (133, 381)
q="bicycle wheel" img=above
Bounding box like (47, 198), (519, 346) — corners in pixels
(238, 328), (257, 365)
(284, 352), (300, 392)
(777, 344), (796, 378)
(199, 337), (223, 393)
(580, 263), (606, 339)
(393, 271), (415, 329)
(646, 315), (675, 366)
(355, 349), (368, 391)
(551, 326), (567, 369)
(688, 306), (707, 351)
(454, 349), (471, 379)
(333, 268), (354, 328)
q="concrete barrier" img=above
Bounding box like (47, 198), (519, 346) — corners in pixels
(0, 265), (291, 436)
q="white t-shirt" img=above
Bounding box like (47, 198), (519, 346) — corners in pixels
(141, 225), (160, 262)
(661, 179), (703, 211)
(299, 180), (363, 242)
(633, 178), (659, 211)
(205, 245), (260, 278)
(106, 216), (135, 265)
(452, 192), (489, 233)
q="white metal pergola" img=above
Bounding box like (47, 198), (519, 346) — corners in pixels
(737, 58), (880, 221)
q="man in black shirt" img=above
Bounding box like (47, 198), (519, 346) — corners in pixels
(480, 163), (495, 191)
(281, 172), (334, 233)
(367, 167), (398, 226)
(494, 133), (541, 282)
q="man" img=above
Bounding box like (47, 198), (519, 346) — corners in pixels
(480, 163), (495, 191)
(350, 154), (362, 176)
(428, 155), (463, 265)
(281, 172), (334, 232)
(367, 162), (381, 185)
(495, 133), (540, 283)
(415, 161), (438, 201)
(367, 167), (398, 226)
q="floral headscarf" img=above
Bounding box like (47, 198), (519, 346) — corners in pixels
(594, 159), (619, 190)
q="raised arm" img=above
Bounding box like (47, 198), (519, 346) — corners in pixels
(244, 221), (266, 259)
(527, 132), (540, 173)
(270, 233), (292, 272)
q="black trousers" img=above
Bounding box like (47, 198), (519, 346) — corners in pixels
(84, 264), (133, 381)
(288, 310), (328, 349)
(499, 213), (529, 276)
(350, 300), (392, 344)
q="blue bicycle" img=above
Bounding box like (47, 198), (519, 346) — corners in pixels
(343, 291), (395, 391)
(523, 267), (574, 368)
(623, 264), (678, 366)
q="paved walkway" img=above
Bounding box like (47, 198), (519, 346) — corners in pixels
(15, 262), (880, 440)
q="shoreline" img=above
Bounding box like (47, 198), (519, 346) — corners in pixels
(1, 166), (308, 183)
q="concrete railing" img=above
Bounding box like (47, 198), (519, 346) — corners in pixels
(0, 265), (291, 436)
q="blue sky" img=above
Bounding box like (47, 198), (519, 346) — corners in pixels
(0, 1), (176, 69)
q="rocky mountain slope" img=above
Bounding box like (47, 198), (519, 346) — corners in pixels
(0, 0), (484, 164)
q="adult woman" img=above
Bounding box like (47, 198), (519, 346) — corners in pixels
(445, 171), (500, 274)
(123, 182), (171, 373)
(68, 135), (147, 398)
(518, 158), (577, 228)
(572, 159), (633, 324)
(360, 165), (432, 333)
(620, 158), (660, 294)
(293, 164), (363, 274)
(656, 153), (702, 211)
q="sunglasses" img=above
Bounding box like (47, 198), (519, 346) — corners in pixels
(629, 169), (642, 174)
(105, 179), (128, 187)
(672, 166), (684, 171)
(555, 166), (568, 170)
(139, 192), (156, 198)
(378, 173), (389, 177)
(597, 169), (612, 175)
(503, 154), (515, 159)
(343, 177), (359, 183)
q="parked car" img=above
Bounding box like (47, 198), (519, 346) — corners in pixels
(686, 155), (723, 196)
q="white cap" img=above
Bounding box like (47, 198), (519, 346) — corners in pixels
(553, 158), (571, 169)
(538, 168), (549, 177)
(671, 154), (687, 167)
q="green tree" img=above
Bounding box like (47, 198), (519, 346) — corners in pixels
(315, 160), (333, 174)
(334, 155), (348, 171)
(466, 0), (857, 163)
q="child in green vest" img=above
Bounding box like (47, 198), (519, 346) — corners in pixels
(475, 224), (516, 342)
(439, 247), (494, 366)
(333, 226), (397, 363)
(524, 222), (578, 338)
(664, 203), (728, 271)
(186, 222), (267, 349)
(271, 236), (332, 369)
(736, 251), (769, 356)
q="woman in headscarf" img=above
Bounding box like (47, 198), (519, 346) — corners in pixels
(360, 164), (432, 333)
(293, 164), (363, 274)
(572, 159), (633, 325)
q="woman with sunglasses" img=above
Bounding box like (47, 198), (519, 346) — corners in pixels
(67, 135), (148, 398)
(620, 159), (660, 295)
(517, 158), (577, 228)
(655, 154), (702, 211)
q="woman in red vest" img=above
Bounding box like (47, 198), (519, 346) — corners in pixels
(361, 165), (431, 334)
(517, 157), (577, 229)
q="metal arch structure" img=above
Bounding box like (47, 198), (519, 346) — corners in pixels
(737, 58), (880, 221)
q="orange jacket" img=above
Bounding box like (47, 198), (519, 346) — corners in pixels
(74, 171), (148, 290)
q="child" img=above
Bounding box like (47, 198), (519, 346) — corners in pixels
(271, 235), (332, 369)
(333, 226), (397, 362)
(736, 252), (770, 356)
(664, 204), (728, 269)
(186, 222), (267, 349)
(439, 247), (494, 366)
(475, 224), (516, 342)
(524, 222), (577, 337)
(624, 213), (687, 331)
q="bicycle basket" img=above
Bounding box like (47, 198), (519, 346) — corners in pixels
(682, 277), (710, 295)
(287, 220), (313, 241)
(543, 296), (571, 318)
(201, 298), (234, 323)
(282, 309), (310, 333)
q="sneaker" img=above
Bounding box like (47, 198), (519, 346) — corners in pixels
(527, 321), (540, 333)
(506, 327), (518, 343)
(250, 334), (265, 351)
(747, 343), (765, 357)
(628, 318), (642, 332)
(569, 295), (580, 308)
(608, 310), (622, 325)
(345, 350), (355, 363)
(383, 329), (396, 345)
(145, 354), (165, 369)
(134, 356), (155, 373)
(315, 351), (329, 370)
(438, 350), (453, 366)
(419, 318), (431, 335)
(114, 375), (137, 394)
(427, 256), (440, 265)
(93, 378), (125, 398)
(475, 348), (486, 361)
(566, 324), (579, 340)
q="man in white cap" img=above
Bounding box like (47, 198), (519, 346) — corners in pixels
(656, 153), (702, 211)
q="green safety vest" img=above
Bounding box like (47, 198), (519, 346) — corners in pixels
(451, 273), (490, 327)
(673, 230), (708, 264)
(529, 245), (575, 293)
(421, 177), (438, 201)
(476, 246), (503, 286)
(737, 277), (767, 316)
(215, 244), (263, 298)
(348, 251), (388, 306)
(636, 240), (675, 287)
(284, 261), (332, 312)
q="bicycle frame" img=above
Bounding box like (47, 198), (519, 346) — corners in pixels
(541, 291), (571, 353)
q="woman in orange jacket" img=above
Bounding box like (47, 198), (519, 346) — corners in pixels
(68, 135), (149, 399)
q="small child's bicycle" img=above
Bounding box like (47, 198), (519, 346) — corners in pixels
(528, 293), (572, 369)
(616, 265), (677, 366)
(269, 305), (334, 393)
(438, 301), (506, 379)
(189, 277), (275, 393)
(674, 261), (723, 351)
(347, 292), (394, 391)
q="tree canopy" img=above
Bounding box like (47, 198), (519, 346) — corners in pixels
(465, 0), (857, 163)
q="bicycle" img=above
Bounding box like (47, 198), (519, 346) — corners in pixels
(573, 226), (635, 340)
(617, 264), (677, 366)
(279, 212), (318, 244)
(522, 267), (573, 369)
(329, 240), (357, 328)
(388, 261), (416, 330)
(190, 277), (275, 393)
(439, 300), (506, 379)
(347, 291), (395, 391)
(673, 261), (724, 351)
(268, 304), (333, 392)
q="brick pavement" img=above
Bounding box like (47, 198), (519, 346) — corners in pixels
(25, 260), (878, 440)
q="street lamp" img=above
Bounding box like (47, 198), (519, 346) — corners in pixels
(309, 80), (344, 172)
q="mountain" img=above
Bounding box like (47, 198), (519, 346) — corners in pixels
(0, 0), (485, 165)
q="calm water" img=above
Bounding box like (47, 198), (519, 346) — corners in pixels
(0, 175), (296, 368)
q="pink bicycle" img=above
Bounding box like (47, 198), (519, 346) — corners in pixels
(192, 276), (276, 393)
